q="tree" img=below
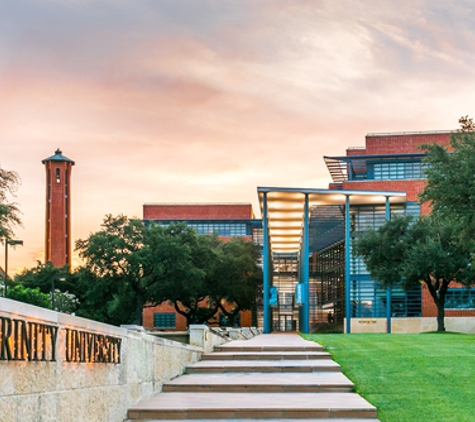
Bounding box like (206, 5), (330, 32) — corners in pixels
(12, 262), (80, 313)
(14, 261), (73, 294)
(8, 285), (51, 309)
(420, 115), (475, 247)
(76, 215), (263, 328)
(210, 238), (262, 327)
(354, 215), (474, 331)
(0, 165), (22, 240)
(75, 214), (147, 325)
(143, 224), (218, 326)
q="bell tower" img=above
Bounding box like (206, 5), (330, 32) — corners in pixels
(42, 149), (75, 267)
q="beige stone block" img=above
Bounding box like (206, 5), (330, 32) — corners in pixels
(16, 394), (41, 422)
(0, 396), (17, 422)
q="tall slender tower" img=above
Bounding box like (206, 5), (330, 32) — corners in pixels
(42, 149), (75, 267)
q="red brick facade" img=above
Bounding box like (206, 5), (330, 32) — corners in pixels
(143, 203), (254, 220)
(340, 131), (475, 318)
(364, 132), (451, 154)
(43, 150), (74, 268)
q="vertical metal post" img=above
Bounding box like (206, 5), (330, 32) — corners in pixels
(385, 196), (392, 334)
(51, 276), (56, 310)
(345, 195), (351, 334)
(4, 239), (8, 298)
(262, 193), (271, 333)
(302, 194), (310, 334)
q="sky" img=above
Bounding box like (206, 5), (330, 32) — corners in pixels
(2, 0), (475, 273)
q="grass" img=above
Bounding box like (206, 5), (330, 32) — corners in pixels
(303, 333), (475, 422)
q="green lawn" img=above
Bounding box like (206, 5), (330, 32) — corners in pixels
(303, 333), (475, 422)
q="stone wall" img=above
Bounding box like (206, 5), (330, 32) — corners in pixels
(0, 298), (203, 422)
(347, 317), (475, 333)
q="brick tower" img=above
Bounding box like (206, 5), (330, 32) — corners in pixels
(42, 149), (75, 267)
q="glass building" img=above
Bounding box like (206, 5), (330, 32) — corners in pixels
(258, 130), (473, 334)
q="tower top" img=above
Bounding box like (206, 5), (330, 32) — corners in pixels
(42, 148), (75, 165)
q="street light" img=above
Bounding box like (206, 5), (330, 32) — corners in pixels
(4, 238), (23, 298)
(51, 275), (66, 310)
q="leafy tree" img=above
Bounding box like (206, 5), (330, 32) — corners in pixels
(11, 262), (80, 312)
(210, 238), (262, 327)
(0, 165), (22, 240)
(144, 224), (218, 326)
(75, 215), (146, 325)
(420, 115), (475, 247)
(8, 285), (51, 309)
(354, 215), (474, 331)
(14, 261), (73, 294)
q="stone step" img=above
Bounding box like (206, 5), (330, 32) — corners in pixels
(202, 351), (331, 360)
(131, 419), (380, 422)
(163, 372), (353, 393)
(186, 359), (341, 374)
(214, 344), (325, 352)
(127, 392), (377, 420)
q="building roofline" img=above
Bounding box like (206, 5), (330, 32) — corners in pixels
(143, 202), (252, 206)
(366, 130), (453, 137)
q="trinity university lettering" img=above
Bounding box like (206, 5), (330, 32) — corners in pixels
(0, 317), (58, 361)
(65, 329), (121, 363)
(0, 316), (121, 364)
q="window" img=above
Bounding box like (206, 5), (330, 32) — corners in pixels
(373, 161), (426, 180)
(56, 168), (61, 183)
(445, 289), (475, 309)
(153, 312), (176, 329)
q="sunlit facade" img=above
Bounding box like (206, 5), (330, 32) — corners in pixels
(260, 130), (475, 333)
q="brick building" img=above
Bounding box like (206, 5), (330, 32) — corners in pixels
(259, 130), (475, 334)
(141, 203), (262, 331)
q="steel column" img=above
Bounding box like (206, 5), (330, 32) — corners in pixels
(385, 196), (392, 334)
(345, 195), (351, 334)
(301, 194), (310, 334)
(262, 192), (272, 333)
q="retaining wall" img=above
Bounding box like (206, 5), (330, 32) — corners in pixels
(347, 317), (475, 333)
(0, 298), (203, 422)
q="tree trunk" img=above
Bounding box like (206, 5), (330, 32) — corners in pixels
(436, 302), (446, 332)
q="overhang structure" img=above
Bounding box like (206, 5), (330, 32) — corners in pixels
(257, 187), (406, 334)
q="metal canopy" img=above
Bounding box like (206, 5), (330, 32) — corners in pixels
(258, 187), (406, 254)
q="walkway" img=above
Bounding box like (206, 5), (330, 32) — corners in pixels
(127, 333), (379, 421)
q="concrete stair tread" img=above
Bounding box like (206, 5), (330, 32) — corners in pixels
(164, 372), (353, 392)
(166, 372), (353, 387)
(137, 419), (380, 422)
(215, 345), (324, 352)
(128, 392), (377, 419)
(187, 359), (341, 373)
(202, 351), (331, 360)
(214, 335), (324, 352)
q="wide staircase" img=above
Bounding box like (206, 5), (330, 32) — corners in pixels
(127, 333), (379, 421)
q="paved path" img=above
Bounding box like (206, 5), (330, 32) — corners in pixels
(127, 333), (380, 421)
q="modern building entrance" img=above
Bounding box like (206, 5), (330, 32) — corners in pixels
(258, 187), (407, 334)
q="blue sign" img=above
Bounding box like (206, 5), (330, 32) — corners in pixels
(269, 286), (278, 306)
(295, 283), (305, 305)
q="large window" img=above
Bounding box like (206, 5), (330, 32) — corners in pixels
(153, 312), (176, 329)
(445, 289), (475, 309)
(156, 221), (251, 237)
(373, 161), (425, 180)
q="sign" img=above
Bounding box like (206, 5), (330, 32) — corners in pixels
(269, 286), (278, 306)
(295, 283), (305, 305)
(0, 316), (121, 364)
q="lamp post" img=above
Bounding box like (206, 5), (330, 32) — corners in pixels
(4, 238), (23, 298)
(51, 276), (66, 310)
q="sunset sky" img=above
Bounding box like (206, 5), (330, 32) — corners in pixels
(2, 0), (475, 273)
